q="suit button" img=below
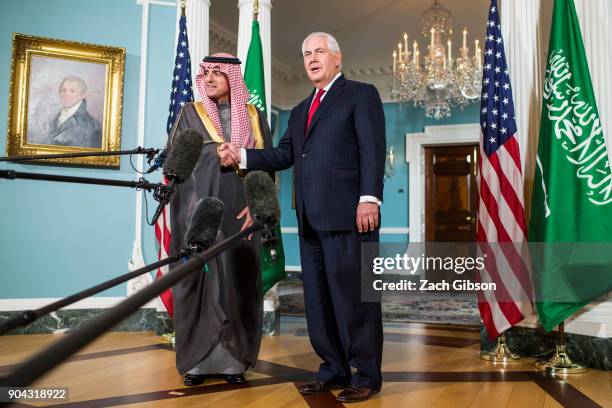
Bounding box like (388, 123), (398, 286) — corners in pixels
(302, 153), (308, 158)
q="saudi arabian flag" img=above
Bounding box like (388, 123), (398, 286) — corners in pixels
(529, 0), (612, 332)
(244, 18), (287, 294)
(244, 20), (266, 113)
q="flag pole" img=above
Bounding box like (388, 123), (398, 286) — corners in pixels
(535, 321), (587, 374)
(253, 0), (259, 21)
(160, 0), (189, 346)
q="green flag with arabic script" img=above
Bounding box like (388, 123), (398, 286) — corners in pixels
(244, 18), (287, 294)
(529, 0), (612, 332)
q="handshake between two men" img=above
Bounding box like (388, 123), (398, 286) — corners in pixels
(216, 142), (241, 168)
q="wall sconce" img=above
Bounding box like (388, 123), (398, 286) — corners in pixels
(384, 146), (395, 180)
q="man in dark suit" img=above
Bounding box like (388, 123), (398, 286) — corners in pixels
(48, 76), (102, 148)
(218, 32), (385, 403)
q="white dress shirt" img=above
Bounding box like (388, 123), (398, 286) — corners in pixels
(57, 100), (83, 127)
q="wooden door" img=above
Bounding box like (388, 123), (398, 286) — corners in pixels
(424, 144), (478, 283)
(425, 144), (478, 241)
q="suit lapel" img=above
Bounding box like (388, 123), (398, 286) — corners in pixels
(294, 93), (313, 153)
(55, 115), (78, 134)
(305, 75), (346, 138)
(299, 90), (315, 133)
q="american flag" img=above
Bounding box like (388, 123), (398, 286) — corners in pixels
(477, 0), (533, 338)
(155, 11), (194, 317)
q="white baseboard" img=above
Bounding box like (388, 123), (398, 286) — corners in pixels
(518, 300), (612, 338)
(0, 297), (160, 312)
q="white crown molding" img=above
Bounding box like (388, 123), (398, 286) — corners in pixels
(282, 62), (393, 85)
(209, 19), (237, 54)
(208, 20), (292, 82)
(207, 20), (396, 108)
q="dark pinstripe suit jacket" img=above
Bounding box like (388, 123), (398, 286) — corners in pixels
(247, 75), (386, 232)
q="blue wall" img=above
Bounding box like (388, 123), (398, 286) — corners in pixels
(0, 0), (480, 299)
(0, 0), (175, 298)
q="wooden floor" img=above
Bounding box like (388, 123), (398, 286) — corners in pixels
(0, 318), (610, 407)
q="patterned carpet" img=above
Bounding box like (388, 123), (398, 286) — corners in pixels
(279, 283), (480, 325)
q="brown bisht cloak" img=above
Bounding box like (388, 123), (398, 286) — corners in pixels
(168, 101), (271, 375)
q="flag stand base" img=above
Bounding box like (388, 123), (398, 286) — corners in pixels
(535, 322), (587, 374)
(162, 332), (176, 346)
(535, 345), (587, 374)
(479, 333), (522, 363)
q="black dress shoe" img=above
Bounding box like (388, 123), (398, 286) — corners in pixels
(298, 380), (347, 395)
(336, 385), (380, 403)
(183, 374), (210, 386)
(224, 373), (246, 384)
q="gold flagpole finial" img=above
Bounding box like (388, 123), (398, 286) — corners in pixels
(253, 0), (259, 21)
(180, 0), (186, 16)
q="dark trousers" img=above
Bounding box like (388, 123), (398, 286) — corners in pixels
(299, 215), (383, 390)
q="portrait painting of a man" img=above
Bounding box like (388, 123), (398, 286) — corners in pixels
(26, 55), (105, 148)
(7, 34), (125, 167)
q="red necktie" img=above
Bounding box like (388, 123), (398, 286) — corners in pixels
(306, 88), (326, 133)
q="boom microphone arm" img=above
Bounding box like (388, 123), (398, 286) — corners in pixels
(0, 147), (159, 163)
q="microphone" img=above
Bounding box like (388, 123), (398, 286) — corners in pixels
(163, 129), (204, 182)
(146, 149), (168, 174)
(184, 197), (224, 252)
(151, 129), (203, 225)
(244, 171), (280, 261)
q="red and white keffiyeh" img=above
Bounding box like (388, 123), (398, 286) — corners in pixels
(195, 53), (255, 148)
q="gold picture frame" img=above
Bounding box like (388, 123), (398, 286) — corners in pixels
(6, 34), (125, 168)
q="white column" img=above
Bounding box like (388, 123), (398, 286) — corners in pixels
(499, 0), (543, 193)
(237, 0), (272, 121)
(185, 0), (210, 100)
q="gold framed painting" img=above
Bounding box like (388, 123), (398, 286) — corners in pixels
(6, 34), (125, 168)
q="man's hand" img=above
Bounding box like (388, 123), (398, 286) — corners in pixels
(237, 206), (253, 240)
(217, 142), (240, 167)
(356, 202), (379, 233)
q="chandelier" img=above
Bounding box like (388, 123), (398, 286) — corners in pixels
(390, 0), (482, 119)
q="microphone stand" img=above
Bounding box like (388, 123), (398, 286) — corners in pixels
(0, 248), (192, 336)
(0, 221), (265, 389)
(0, 169), (163, 192)
(0, 147), (158, 163)
(150, 178), (176, 225)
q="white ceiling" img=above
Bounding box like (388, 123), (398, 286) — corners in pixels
(210, 0), (490, 73)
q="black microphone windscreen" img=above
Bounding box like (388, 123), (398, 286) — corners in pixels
(244, 171), (280, 228)
(184, 197), (224, 250)
(163, 129), (203, 183)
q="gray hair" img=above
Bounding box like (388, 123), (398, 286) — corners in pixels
(301, 31), (342, 56)
(59, 76), (87, 94)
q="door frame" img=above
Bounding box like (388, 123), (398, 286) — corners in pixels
(406, 124), (480, 243)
